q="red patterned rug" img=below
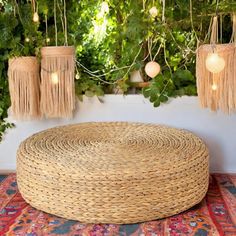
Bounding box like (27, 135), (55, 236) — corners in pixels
(0, 174), (236, 236)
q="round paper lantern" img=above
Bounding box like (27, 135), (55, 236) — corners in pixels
(205, 53), (225, 74)
(145, 61), (161, 78)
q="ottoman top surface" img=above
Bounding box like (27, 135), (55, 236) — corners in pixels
(18, 122), (208, 176)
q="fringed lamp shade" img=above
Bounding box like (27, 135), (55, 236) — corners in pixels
(196, 44), (235, 113)
(40, 46), (76, 118)
(196, 15), (236, 114)
(8, 57), (41, 120)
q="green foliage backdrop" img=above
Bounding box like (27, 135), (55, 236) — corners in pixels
(0, 0), (236, 139)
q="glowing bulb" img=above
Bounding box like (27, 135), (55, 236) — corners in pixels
(25, 37), (30, 42)
(46, 38), (50, 43)
(205, 53), (225, 74)
(51, 72), (59, 84)
(101, 2), (109, 14)
(75, 73), (80, 80)
(149, 6), (158, 18)
(211, 84), (218, 91)
(145, 61), (161, 78)
(33, 12), (39, 22)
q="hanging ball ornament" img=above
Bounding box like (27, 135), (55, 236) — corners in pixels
(205, 53), (225, 74)
(33, 12), (39, 22)
(149, 6), (158, 18)
(145, 61), (161, 78)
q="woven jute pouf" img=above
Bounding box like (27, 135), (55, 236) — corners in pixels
(17, 122), (209, 224)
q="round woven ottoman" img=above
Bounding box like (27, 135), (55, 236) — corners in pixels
(17, 122), (209, 224)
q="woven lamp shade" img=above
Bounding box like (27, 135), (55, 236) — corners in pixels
(8, 56), (41, 120)
(196, 15), (236, 114)
(40, 46), (76, 118)
(196, 43), (235, 113)
(17, 122), (209, 224)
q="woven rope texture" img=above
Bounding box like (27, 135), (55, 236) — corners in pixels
(17, 122), (209, 224)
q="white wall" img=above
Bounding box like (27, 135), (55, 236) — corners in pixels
(0, 95), (236, 173)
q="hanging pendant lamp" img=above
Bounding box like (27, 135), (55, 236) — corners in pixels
(40, 0), (75, 118)
(40, 46), (76, 118)
(8, 57), (41, 120)
(196, 15), (236, 113)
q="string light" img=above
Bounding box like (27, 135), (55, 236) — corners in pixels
(33, 12), (39, 22)
(25, 37), (30, 42)
(205, 53), (225, 74)
(51, 72), (59, 84)
(145, 61), (161, 78)
(46, 38), (50, 43)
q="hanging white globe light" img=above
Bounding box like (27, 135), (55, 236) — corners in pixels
(149, 6), (158, 18)
(205, 53), (225, 74)
(145, 61), (161, 78)
(33, 12), (39, 22)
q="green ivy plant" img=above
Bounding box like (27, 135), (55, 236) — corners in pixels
(0, 0), (236, 141)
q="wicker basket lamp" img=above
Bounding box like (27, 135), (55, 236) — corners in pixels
(17, 122), (209, 224)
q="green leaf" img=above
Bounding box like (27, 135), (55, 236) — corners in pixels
(142, 87), (151, 98)
(85, 90), (95, 97)
(160, 95), (168, 103)
(153, 98), (161, 107)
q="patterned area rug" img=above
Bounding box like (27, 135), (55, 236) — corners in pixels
(0, 174), (236, 236)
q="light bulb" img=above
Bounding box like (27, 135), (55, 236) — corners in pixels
(145, 61), (161, 78)
(75, 73), (80, 80)
(205, 53), (225, 74)
(149, 6), (158, 18)
(101, 2), (109, 14)
(46, 38), (50, 43)
(211, 84), (218, 91)
(25, 37), (30, 42)
(51, 72), (59, 84)
(33, 12), (39, 22)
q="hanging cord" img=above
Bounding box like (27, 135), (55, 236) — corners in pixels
(153, 43), (162, 61)
(190, 0), (200, 47)
(54, 0), (58, 46)
(161, 0), (165, 23)
(220, 14), (223, 43)
(230, 13), (236, 45)
(63, 0), (68, 46)
(45, 14), (48, 44)
(57, 1), (65, 41)
(210, 16), (218, 45)
(148, 37), (153, 61)
(14, 0), (23, 25)
(76, 44), (143, 84)
(31, 0), (36, 12)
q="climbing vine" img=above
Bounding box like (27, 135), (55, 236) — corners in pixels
(0, 0), (236, 140)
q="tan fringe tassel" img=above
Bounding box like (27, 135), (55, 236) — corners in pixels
(196, 16), (236, 114)
(8, 57), (41, 120)
(40, 46), (75, 118)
